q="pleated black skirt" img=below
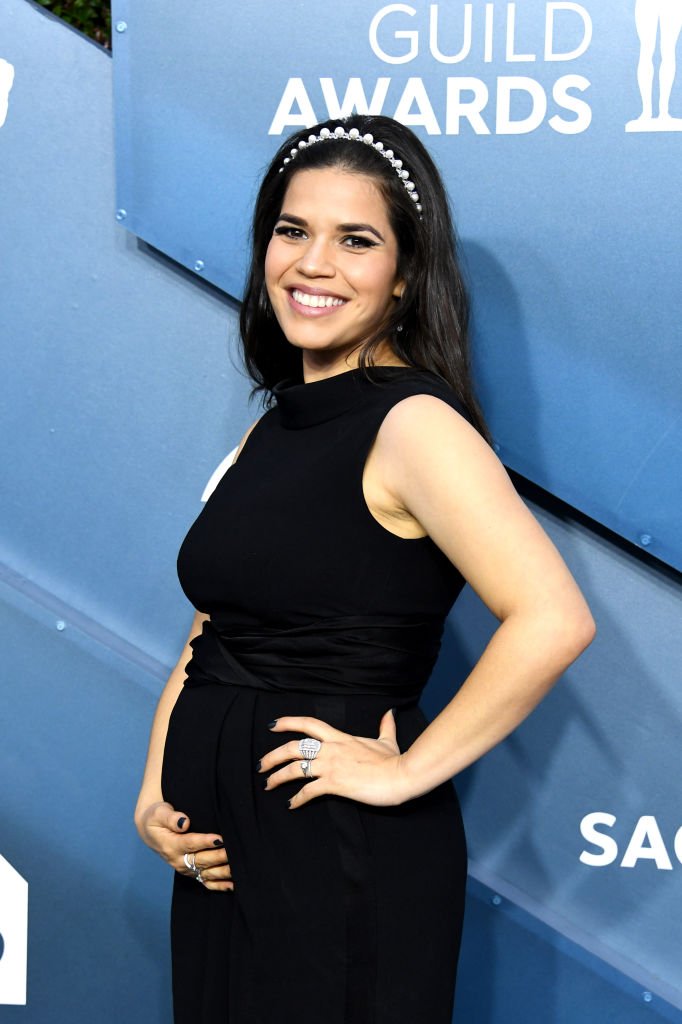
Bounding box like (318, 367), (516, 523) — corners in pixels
(161, 683), (467, 1024)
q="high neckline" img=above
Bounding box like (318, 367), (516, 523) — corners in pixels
(272, 365), (427, 429)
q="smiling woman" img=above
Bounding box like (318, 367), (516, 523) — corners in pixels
(239, 114), (490, 438)
(134, 114), (595, 1023)
(264, 168), (405, 376)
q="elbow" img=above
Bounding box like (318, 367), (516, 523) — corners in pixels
(524, 599), (596, 669)
(557, 604), (597, 664)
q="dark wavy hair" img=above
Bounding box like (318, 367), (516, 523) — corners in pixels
(239, 113), (490, 441)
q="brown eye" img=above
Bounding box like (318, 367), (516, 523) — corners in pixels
(342, 235), (376, 249)
(274, 226), (306, 239)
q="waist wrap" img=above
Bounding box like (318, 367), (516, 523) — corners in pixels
(183, 615), (444, 702)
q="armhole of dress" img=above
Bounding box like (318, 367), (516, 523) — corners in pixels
(356, 386), (473, 542)
(360, 385), (473, 475)
(200, 444), (239, 503)
(199, 410), (271, 503)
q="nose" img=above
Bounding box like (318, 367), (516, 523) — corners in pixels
(295, 236), (335, 278)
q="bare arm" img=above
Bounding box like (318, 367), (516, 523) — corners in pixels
(379, 395), (596, 797)
(133, 611), (237, 891)
(134, 608), (209, 828)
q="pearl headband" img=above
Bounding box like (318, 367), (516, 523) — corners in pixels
(279, 125), (422, 215)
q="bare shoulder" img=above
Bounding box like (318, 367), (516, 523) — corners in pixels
(372, 391), (515, 525)
(362, 392), (501, 540)
(376, 392), (490, 465)
(373, 394), (587, 623)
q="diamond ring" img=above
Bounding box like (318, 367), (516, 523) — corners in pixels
(298, 737), (322, 760)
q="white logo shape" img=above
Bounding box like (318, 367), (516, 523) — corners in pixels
(0, 59), (15, 129)
(0, 854), (28, 1005)
(627, 0), (682, 131)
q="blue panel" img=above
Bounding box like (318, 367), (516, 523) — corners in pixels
(457, 879), (682, 1023)
(0, 0), (255, 666)
(111, 0), (682, 572)
(0, 590), (172, 1021)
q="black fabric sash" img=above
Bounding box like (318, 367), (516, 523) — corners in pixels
(182, 615), (444, 702)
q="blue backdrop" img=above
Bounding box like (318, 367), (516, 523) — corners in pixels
(112, 0), (682, 573)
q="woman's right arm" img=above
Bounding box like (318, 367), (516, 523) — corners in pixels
(134, 611), (233, 891)
(134, 608), (207, 828)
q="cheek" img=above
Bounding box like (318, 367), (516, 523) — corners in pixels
(363, 267), (401, 309)
(344, 259), (391, 299)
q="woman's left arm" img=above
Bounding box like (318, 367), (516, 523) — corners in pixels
(262, 395), (596, 807)
(382, 394), (596, 800)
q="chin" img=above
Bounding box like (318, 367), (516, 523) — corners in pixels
(284, 332), (347, 353)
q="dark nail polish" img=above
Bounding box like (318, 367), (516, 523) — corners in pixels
(263, 780), (269, 791)
(255, 760), (261, 772)
(176, 817), (186, 829)
(391, 707), (397, 717)
(267, 719), (278, 728)
(287, 800), (292, 809)
(213, 839), (224, 847)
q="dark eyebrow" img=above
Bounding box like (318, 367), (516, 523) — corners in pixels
(276, 214), (385, 243)
(276, 213), (307, 227)
(338, 222), (385, 243)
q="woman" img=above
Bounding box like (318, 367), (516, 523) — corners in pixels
(134, 114), (595, 1023)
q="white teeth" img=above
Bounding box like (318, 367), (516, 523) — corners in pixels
(292, 289), (345, 308)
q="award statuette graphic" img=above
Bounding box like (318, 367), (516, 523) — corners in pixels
(0, 854), (28, 1005)
(0, 58), (15, 128)
(626, 0), (682, 130)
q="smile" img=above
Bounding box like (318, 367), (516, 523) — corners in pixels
(290, 288), (347, 309)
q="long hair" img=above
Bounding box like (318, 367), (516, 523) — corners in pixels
(239, 114), (490, 441)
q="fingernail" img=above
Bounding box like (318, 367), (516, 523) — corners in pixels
(287, 799), (292, 809)
(255, 759), (261, 772)
(391, 707), (397, 717)
(213, 839), (224, 847)
(263, 780), (269, 791)
(176, 817), (186, 829)
(267, 719), (278, 728)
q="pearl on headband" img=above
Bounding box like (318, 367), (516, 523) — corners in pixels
(279, 125), (422, 215)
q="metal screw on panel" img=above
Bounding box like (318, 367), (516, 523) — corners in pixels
(491, 894), (502, 907)
(56, 620), (66, 631)
(115, 21), (128, 33)
(194, 260), (205, 272)
(642, 992), (653, 1004)
(115, 209), (127, 222)
(639, 533), (652, 547)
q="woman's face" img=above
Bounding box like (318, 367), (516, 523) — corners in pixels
(264, 167), (404, 371)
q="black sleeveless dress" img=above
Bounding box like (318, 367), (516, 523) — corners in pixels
(162, 365), (470, 1024)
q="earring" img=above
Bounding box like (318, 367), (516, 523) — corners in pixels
(396, 324), (404, 332)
